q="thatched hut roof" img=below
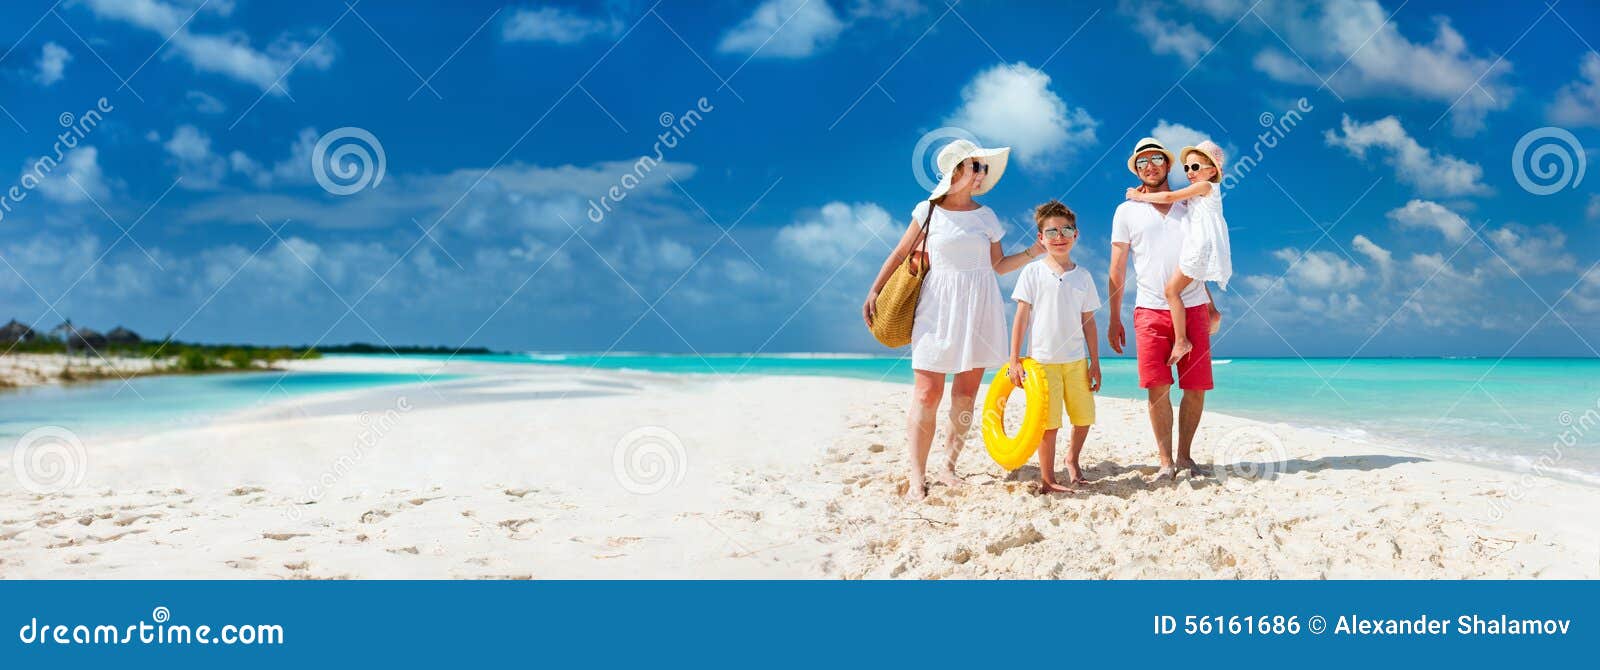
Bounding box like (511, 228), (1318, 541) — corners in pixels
(106, 326), (141, 345)
(0, 319), (35, 343)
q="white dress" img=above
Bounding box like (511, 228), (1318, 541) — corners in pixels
(909, 201), (1008, 374)
(1177, 186), (1232, 290)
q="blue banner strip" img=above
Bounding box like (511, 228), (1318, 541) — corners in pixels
(2, 581), (1593, 666)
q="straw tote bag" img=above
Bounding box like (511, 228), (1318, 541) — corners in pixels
(869, 205), (933, 348)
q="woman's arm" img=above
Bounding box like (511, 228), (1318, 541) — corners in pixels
(861, 218), (925, 327)
(1008, 301), (1031, 386)
(1126, 180), (1212, 205)
(991, 240), (1041, 274)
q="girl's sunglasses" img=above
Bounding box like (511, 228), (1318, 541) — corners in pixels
(964, 160), (988, 174)
(1042, 226), (1077, 240)
(1183, 163), (1212, 173)
(1134, 155), (1168, 169)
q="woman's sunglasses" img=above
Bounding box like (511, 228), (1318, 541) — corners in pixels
(964, 160), (988, 174)
(1183, 162), (1213, 173)
(1041, 226), (1077, 240)
(1134, 155), (1168, 169)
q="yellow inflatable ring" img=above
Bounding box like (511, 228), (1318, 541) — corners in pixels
(982, 357), (1050, 471)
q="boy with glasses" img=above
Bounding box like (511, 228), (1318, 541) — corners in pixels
(1007, 200), (1103, 492)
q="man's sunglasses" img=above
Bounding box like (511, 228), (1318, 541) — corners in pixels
(1183, 163), (1212, 173)
(1134, 155), (1168, 169)
(1041, 226), (1077, 240)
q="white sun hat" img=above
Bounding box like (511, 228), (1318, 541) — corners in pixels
(1126, 136), (1176, 175)
(927, 138), (1010, 200)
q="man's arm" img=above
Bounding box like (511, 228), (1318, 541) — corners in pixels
(1107, 242), (1130, 354)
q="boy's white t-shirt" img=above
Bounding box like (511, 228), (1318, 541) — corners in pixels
(1011, 259), (1101, 364)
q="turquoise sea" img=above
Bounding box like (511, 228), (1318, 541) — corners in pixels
(0, 369), (444, 442)
(4, 353), (1597, 486)
(459, 352), (1600, 486)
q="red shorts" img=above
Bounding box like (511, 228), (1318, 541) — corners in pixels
(1134, 305), (1214, 390)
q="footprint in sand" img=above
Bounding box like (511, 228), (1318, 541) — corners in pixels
(498, 518), (537, 534)
(230, 486), (266, 496)
(262, 532), (309, 541)
(359, 510), (391, 524)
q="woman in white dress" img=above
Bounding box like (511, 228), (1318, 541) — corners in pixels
(863, 140), (1043, 501)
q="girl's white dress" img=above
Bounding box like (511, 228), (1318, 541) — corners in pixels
(1178, 186), (1232, 289)
(909, 201), (1008, 374)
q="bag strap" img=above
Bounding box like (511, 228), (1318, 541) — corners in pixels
(911, 200), (933, 276)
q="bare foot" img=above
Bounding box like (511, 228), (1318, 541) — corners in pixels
(1167, 338), (1193, 366)
(1150, 465), (1176, 483)
(933, 469), (965, 488)
(903, 480), (927, 502)
(1038, 480), (1072, 494)
(1177, 459), (1211, 478)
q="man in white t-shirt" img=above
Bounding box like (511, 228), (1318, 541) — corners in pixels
(1107, 137), (1221, 482)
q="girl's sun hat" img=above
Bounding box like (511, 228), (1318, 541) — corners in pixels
(1126, 137), (1176, 175)
(928, 139), (1009, 200)
(1179, 140), (1226, 177)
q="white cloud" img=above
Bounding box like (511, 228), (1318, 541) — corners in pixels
(30, 147), (110, 204)
(1486, 224), (1576, 275)
(776, 201), (896, 266)
(1351, 234), (1393, 280)
(848, 0), (925, 20)
(501, 6), (621, 44)
(34, 42), (71, 86)
(1549, 52), (1600, 127)
(718, 0), (846, 59)
(163, 125), (227, 189)
(81, 0), (334, 95)
(1325, 115), (1488, 198)
(186, 90), (226, 114)
(1132, 12), (1212, 65)
(1247, 1), (1511, 135)
(1386, 199), (1470, 243)
(946, 62), (1098, 170)
(1588, 194), (1600, 223)
(1271, 248), (1365, 289)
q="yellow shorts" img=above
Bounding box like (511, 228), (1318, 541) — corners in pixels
(1040, 359), (1095, 429)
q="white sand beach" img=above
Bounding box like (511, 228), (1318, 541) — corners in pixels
(0, 353), (171, 389)
(1, 355), (1595, 579)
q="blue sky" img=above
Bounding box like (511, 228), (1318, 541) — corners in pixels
(0, 0), (1595, 358)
